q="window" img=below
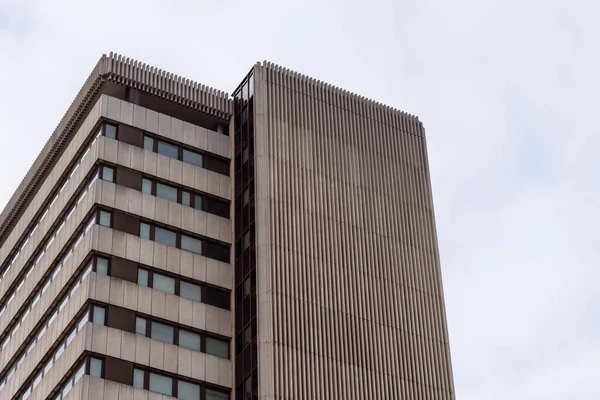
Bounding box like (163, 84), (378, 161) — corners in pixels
(244, 376), (253, 396)
(155, 227), (177, 247)
(89, 357), (103, 378)
(136, 317), (147, 335)
(180, 281), (201, 302)
(182, 191), (191, 207)
(206, 337), (229, 359)
(138, 269), (149, 286)
(142, 178), (152, 194)
(179, 330), (201, 351)
(151, 321), (174, 344)
(242, 188), (250, 207)
(137, 176), (229, 218)
(149, 372), (173, 396)
(93, 306), (106, 325)
(99, 210), (112, 227)
(178, 381), (200, 400)
(96, 257), (109, 275)
(133, 368), (145, 388)
(140, 222), (151, 239)
(181, 235), (202, 255)
(137, 268), (230, 310)
(182, 149), (203, 168)
(156, 182), (178, 202)
(207, 389), (230, 400)
(153, 273), (175, 294)
(143, 134), (229, 175)
(102, 166), (115, 183)
(105, 123), (117, 139)
(157, 140), (178, 159)
(144, 136), (154, 151)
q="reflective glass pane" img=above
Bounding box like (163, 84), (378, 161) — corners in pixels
(143, 136), (154, 151)
(136, 317), (146, 335)
(194, 195), (203, 210)
(93, 306), (105, 325)
(105, 124), (117, 139)
(62, 380), (72, 397)
(157, 141), (178, 159)
(182, 149), (202, 167)
(96, 257), (109, 275)
(90, 357), (103, 377)
(180, 281), (201, 302)
(140, 223), (151, 239)
(181, 235), (202, 255)
(156, 183), (178, 202)
(99, 211), (111, 227)
(179, 330), (200, 351)
(155, 227), (176, 247)
(182, 191), (191, 207)
(149, 373), (172, 396)
(206, 337), (229, 359)
(153, 274), (175, 294)
(206, 388), (230, 400)
(142, 178), (152, 194)
(138, 269), (149, 286)
(133, 369), (145, 388)
(178, 380), (200, 400)
(102, 166), (115, 183)
(151, 321), (174, 344)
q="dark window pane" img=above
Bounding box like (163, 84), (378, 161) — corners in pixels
(149, 372), (172, 396)
(206, 337), (229, 359)
(181, 235), (202, 255)
(179, 330), (201, 351)
(182, 149), (203, 168)
(207, 287), (230, 310)
(242, 188), (249, 207)
(157, 141), (178, 159)
(143, 136), (154, 151)
(151, 321), (174, 344)
(105, 124), (117, 139)
(156, 182), (178, 202)
(155, 227), (177, 247)
(180, 281), (201, 302)
(153, 273), (175, 294)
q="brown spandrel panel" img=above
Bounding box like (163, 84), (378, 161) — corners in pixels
(116, 166), (142, 191)
(107, 305), (136, 334)
(104, 356), (134, 386)
(118, 123), (144, 148)
(113, 210), (140, 237)
(110, 256), (139, 283)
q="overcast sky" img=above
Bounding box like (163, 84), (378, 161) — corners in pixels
(1, 0), (598, 398)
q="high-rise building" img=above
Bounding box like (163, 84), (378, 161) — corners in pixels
(0, 53), (454, 400)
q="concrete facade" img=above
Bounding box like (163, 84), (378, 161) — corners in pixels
(0, 53), (454, 400)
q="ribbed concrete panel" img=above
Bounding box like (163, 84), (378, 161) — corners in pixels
(253, 63), (454, 399)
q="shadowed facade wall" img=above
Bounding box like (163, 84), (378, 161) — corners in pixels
(253, 63), (454, 399)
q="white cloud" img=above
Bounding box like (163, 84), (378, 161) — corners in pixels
(0, 0), (598, 398)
